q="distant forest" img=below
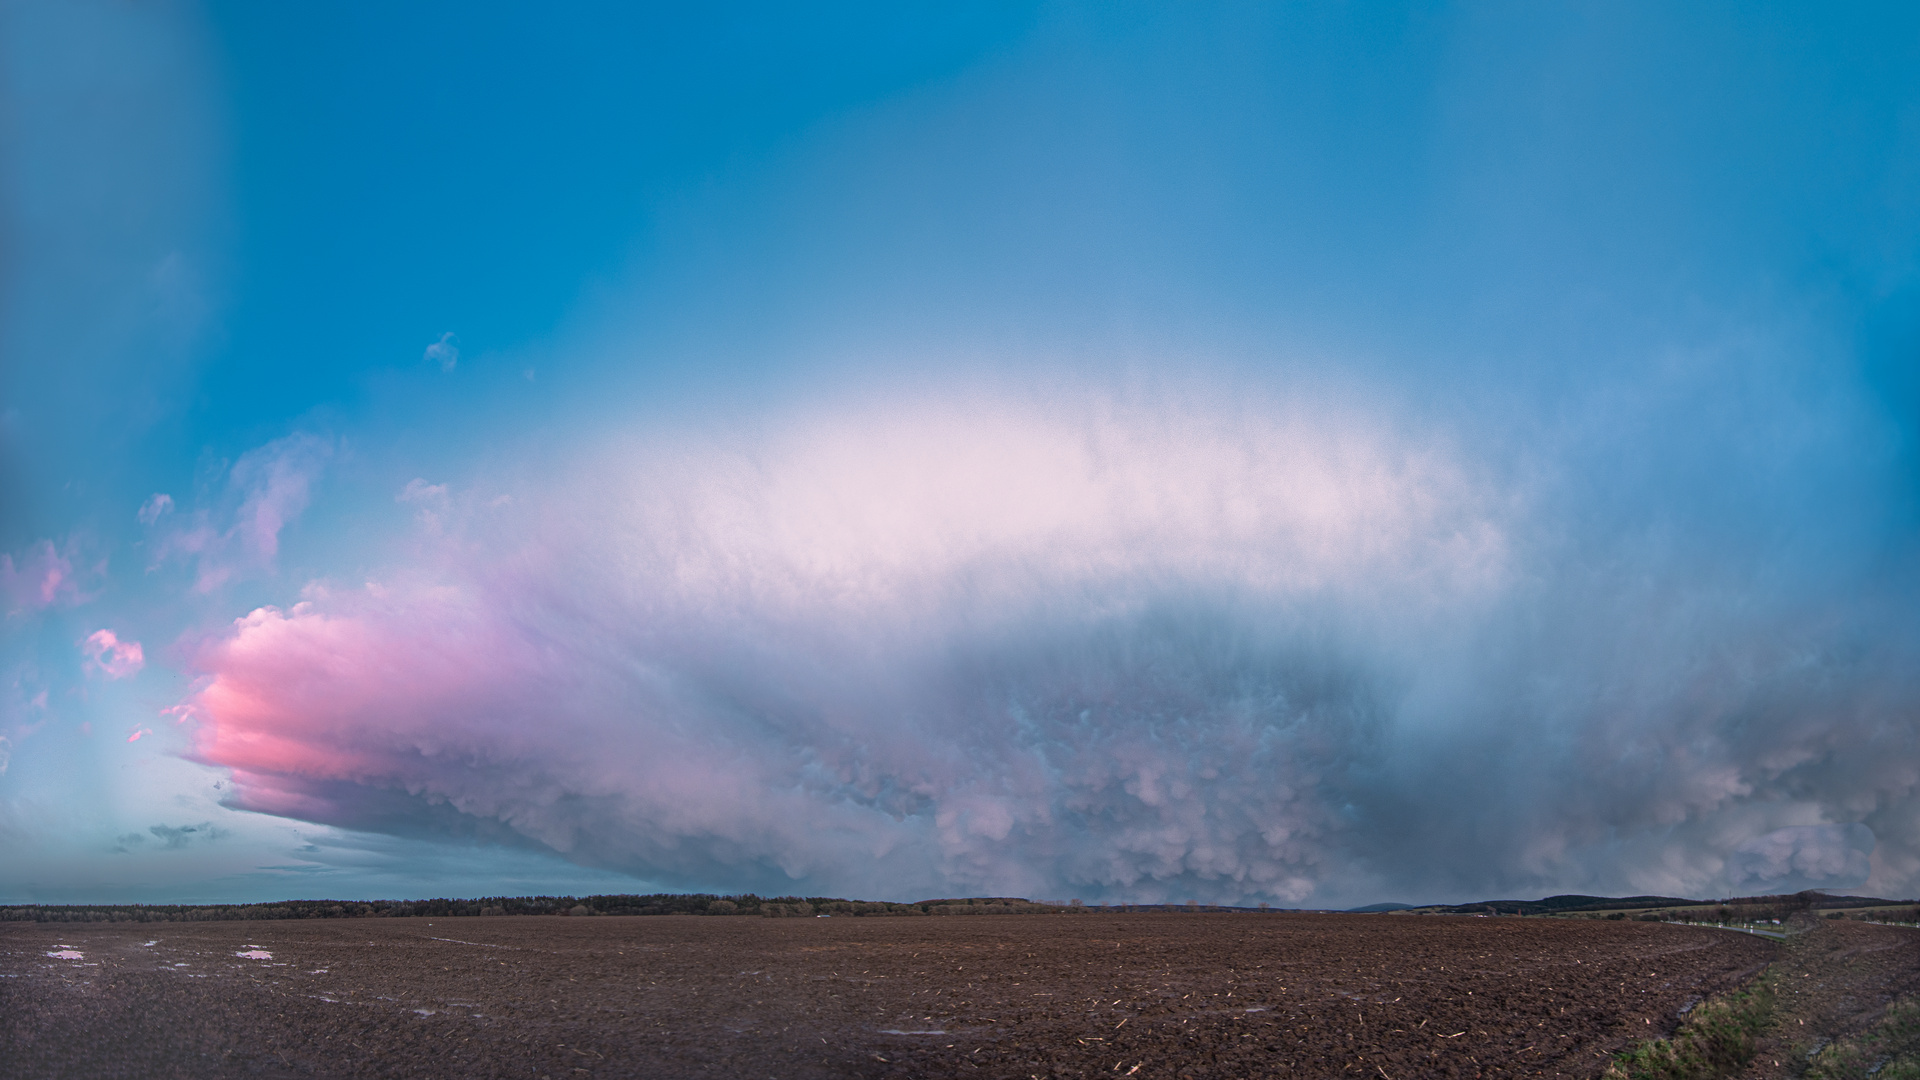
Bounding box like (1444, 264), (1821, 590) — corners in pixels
(0, 894), (1213, 924)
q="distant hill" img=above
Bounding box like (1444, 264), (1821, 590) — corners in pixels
(1797, 894), (1905, 909)
(1405, 895), (1698, 916)
(1404, 891), (1914, 917)
(4, 890), (1906, 925)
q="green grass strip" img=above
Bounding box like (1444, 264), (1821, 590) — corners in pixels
(1804, 996), (1920, 1080)
(1603, 970), (1777, 1080)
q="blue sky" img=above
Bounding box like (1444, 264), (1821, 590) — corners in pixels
(3, 1), (1918, 907)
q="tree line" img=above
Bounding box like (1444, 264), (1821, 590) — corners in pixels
(0, 893), (1117, 923)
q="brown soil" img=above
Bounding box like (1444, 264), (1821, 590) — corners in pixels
(0, 913), (1773, 1080)
(1742, 919), (1920, 1077)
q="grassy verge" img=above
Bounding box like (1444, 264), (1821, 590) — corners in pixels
(1603, 970), (1778, 1080)
(1803, 996), (1920, 1080)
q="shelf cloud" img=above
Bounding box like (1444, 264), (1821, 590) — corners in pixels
(179, 385), (1920, 904)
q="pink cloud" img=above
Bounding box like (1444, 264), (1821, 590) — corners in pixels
(181, 588), (823, 854)
(127, 727), (153, 743)
(81, 630), (145, 679)
(1, 540), (84, 613)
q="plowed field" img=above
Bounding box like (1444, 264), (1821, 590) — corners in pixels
(1, 913), (1776, 1079)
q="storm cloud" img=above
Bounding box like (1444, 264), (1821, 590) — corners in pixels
(179, 381), (1920, 906)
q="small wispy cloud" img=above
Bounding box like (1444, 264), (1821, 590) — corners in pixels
(81, 629), (144, 679)
(397, 478), (448, 504)
(397, 478), (452, 531)
(152, 433), (332, 592)
(424, 332), (459, 373)
(138, 493), (174, 525)
(1, 539), (92, 614)
(147, 822), (228, 849)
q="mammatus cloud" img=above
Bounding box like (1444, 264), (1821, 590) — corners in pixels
(179, 390), (1920, 905)
(1729, 825), (1875, 892)
(154, 433), (331, 592)
(424, 332), (458, 372)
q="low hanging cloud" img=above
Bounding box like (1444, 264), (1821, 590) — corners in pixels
(115, 822), (229, 852)
(147, 822), (228, 848)
(179, 387), (1920, 905)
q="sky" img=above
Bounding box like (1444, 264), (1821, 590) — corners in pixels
(2, 1), (1918, 909)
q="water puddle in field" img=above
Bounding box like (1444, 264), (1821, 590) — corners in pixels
(141, 941), (158, 947)
(879, 1029), (947, 1036)
(1244, 1007), (1268, 1013)
(414, 1009), (437, 1017)
(235, 950), (273, 960)
(46, 949), (83, 960)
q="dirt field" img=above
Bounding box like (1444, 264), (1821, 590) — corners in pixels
(0, 913), (1777, 1079)
(1746, 919), (1920, 1077)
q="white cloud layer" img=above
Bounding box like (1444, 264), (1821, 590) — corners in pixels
(179, 386), (1920, 905)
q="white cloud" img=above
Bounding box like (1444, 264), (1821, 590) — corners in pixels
(396, 478), (448, 503)
(183, 389), (1510, 902)
(424, 332), (458, 372)
(138, 493), (174, 525)
(176, 384), (1920, 905)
